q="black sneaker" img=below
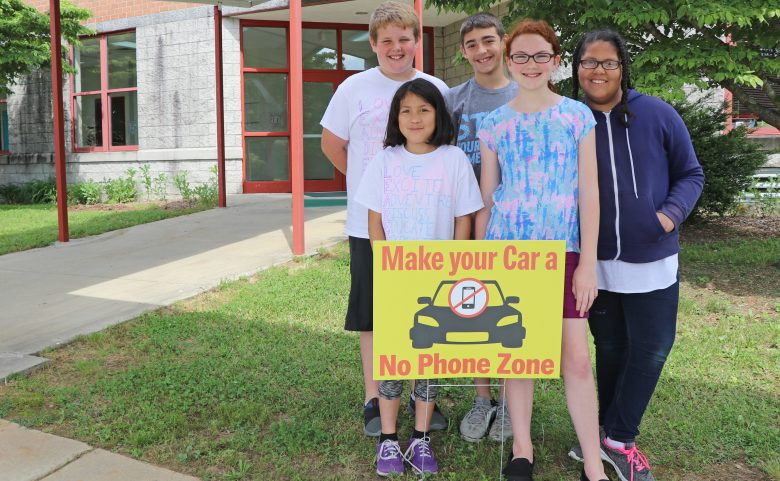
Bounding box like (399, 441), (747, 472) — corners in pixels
(363, 398), (381, 437)
(580, 469), (609, 481)
(502, 457), (533, 481)
(600, 438), (656, 481)
(407, 397), (447, 431)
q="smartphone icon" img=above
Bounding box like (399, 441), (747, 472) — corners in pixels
(462, 286), (475, 309)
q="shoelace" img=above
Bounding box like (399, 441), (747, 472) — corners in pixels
(495, 402), (510, 423)
(465, 403), (493, 426)
(409, 436), (433, 459)
(625, 445), (651, 476)
(378, 440), (401, 460)
(404, 436), (434, 475)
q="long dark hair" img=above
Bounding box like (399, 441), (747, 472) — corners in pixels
(572, 29), (634, 127)
(384, 78), (455, 148)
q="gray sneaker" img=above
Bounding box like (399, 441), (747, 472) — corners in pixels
(568, 443), (585, 463)
(488, 398), (513, 441)
(601, 438), (656, 481)
(568, 427), (607, 462)
(459, 397), (496, 442)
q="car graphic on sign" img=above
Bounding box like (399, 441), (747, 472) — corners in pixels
(409, 280), (525, 349)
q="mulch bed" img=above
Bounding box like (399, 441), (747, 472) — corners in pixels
(681, 215), (780, 243)
(68, 200), (196, 212)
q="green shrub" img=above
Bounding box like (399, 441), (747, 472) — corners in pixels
(26, 178), (57, 204)
(139, 163), (153, 201)
(0, 183), (28, 204)
(193, 165), (219, 207)
(173, 171), (193, 202)
(69, 179), (103, 205)
(153, 173), (168, 201)
(104, 168), (138, 204)
(0, 179), (56, 204)
(671, 100), (768, 219)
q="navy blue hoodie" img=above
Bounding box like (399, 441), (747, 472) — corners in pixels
(590, 90), (704, 263)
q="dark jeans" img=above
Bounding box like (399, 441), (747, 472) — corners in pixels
(588, 280), (679, 443)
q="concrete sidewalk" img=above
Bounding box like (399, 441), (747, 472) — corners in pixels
(0, 194), (346, 480)
(0, 419), (200, 481)
(0, 194), (346, 379)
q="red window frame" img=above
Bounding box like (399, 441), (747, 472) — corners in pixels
(0, 93), (8, 155)
(70, 29), (138, 153)
(239, 20), (435, 193)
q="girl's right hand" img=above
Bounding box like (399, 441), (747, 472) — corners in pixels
(572, 263), (598, 316)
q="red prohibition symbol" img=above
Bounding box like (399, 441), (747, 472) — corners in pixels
(448, 278), (489, 318)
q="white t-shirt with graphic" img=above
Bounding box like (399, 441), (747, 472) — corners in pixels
(320, 67), (449, 238)
(355, 144), (483, 241)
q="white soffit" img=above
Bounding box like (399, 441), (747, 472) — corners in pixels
(164, 0), (469, 28)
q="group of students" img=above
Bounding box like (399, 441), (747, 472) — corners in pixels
(319, 3), (705, 481)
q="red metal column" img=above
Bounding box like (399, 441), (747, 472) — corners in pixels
(50, 0), (68, 242)
(214, 4), (227, 207)
(414, 0), (423, 69)
(289, 0), (305, 254)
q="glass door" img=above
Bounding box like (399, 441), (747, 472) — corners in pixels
(303, 81), (344, 191)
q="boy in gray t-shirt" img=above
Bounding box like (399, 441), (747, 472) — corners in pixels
(445, 13), (517, 186)
(445, 12), (518, 444)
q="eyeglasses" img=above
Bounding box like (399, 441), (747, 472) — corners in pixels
(508, 52), (554, 64)
(579, 59), (621, 70)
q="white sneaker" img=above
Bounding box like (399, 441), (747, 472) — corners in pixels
(459, 397), (496, 442)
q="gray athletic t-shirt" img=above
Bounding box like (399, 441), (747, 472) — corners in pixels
(445, 78), (518, 184)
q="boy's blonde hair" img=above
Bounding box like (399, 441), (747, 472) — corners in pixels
(369, 1), (420, 43)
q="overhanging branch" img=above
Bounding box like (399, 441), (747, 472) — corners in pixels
(725, 81), (780, 130)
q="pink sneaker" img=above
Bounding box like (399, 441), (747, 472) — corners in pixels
(600, 437), (655, 481)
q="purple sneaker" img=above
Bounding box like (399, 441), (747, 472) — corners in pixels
(405, 436), (439, 474)
(376, 439), (404, 476)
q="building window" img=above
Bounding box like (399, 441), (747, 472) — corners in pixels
(72, 31), (138, 151)
(0, 92), (8, 153)
(241, 22), (435, 189)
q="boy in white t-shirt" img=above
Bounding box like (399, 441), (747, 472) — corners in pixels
(319, 1), (448, 438)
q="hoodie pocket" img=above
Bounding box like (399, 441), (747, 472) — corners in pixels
(618, 194), (667, 246)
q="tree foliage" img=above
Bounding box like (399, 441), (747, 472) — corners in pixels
(672, 99), (767, 219)
(428, 0), (780, 129)
(0, 0), (92, 95)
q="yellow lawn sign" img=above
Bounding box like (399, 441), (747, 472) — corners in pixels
(373, 240), (565, 380)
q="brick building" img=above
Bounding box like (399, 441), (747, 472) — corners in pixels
(0, 0), (478, 195)
(3, 2), (773, 194)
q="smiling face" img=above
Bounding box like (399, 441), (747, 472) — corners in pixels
(578, 40), (623, 111)
(461, 27), (504, 76)
(369, 23), (418, 81)
(398, 92), (436, 153)
(507, 34), (559, 92)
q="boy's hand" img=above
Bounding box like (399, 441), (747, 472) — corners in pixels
(572, 263), (597, 317)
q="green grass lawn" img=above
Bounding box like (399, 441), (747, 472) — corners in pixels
(0, 203), (208, 255)
(0, 223), (778, 481)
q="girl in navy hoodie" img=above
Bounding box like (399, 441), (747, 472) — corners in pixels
(568, 30), (704, 481)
